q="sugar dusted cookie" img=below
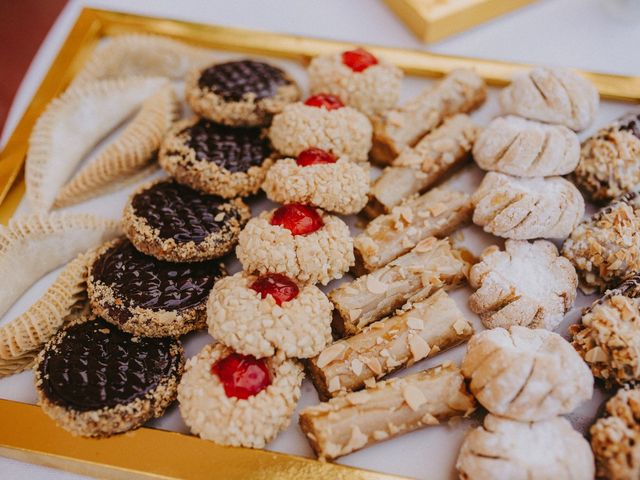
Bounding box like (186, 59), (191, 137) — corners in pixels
(461, 326), (593, 421)
(308, 48), (402, 117)
(207, 272), (332, 358)
(472, 172), (584, 240)
(178, 343), (303, 448)
(469, 240), (577, 330)
(237, 204), (354, 285)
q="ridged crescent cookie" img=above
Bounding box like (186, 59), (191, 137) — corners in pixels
(26, 76), (168, 211)
(0, 213), (120, 319)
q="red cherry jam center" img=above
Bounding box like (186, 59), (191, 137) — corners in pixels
(271, 203), (324, 236)
(250, 273), (300, 305)
(296, 148), (337, 167)
(342, 48), (378, 72)
(211, 353), (271, 400)
(304, 94), (344, 110)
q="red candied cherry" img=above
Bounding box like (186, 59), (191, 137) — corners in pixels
(250, 273), (300, 305)
(270, 203), (324, 235)
(342, 48), (378, 72)
(296, 148), (337, 167)
(304, 93), (344, 110)
(211, 353), (271, 400)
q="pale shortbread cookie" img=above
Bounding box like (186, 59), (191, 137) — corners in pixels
(473, 115), (580, 177)
(562, 191), (640, 292)
(461, 326), (594, 421)
(269, 102), (372, 162)
(591, 388), (640, 480)
(469, 240), (577, 330)
(472, 172), (585, 240)
(236, 209), (354, 285)
(499, 67), (599, 131)
(178, 343), (303, 448)
(457, 414), (594, 480)
(307, 52), (403, 117)
(207, 272), (333, 358)
(573, 112), (640, 203)
(262, 157), (369, 215)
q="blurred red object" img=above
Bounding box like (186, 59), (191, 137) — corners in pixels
(0, 0), (67, 135)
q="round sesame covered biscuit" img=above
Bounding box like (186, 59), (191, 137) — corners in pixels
(123, 179), (250, 262)
(185, 59), (300, 127)
(159, 117), (274, 198)
(207, 272), (333, 358)
(178, 343), (303, 448)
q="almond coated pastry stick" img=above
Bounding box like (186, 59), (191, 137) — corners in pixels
(330, 237), (470, 337)
(353, 187), (473, 275)
(299, 362), (475, 461)
(370, 69), (486, 165)
(308, 289), (473, 400)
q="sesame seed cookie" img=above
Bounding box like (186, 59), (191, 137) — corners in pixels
(123, 179), (250, 262)
(159, 117), (275, 198)
(185, 59), (300, 126)
(178, 343), (303, 448)
(308, 48), (403, 117)
(236, 205), (354, 285)
(88, 238), (226, 337)
(34, 316), (184, 438)
(207, 272), (333, 358)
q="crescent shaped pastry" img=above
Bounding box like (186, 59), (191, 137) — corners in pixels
(26, 76), (169, 211)
(0, 213), (120, 319)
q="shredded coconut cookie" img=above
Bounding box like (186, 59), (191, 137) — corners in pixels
(562, 191), (640, 292)
(207, 272), (333, 358)
(307, 51), (402, 117)
(461, 326), (594, 421)
(573, 112), (640, 203)
(469, 240), (577, 330)
(457, 414), (594, 480)
(262, 157), (369, 215)
(178, 343), (303, 448)
(473, 115), (580, 177)
(472, 172), (585, 240)
(268, 102), (372, 161)
(499, 67), (599, 131)
(591, 388), (640, 480)
(236, 209), (354, 285)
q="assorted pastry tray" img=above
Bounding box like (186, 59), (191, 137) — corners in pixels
(0, 8), (639, 480)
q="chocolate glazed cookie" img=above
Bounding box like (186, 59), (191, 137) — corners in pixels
(159, 117), (275, 198)
(34, 317), (184, 437)
(88, 238), (226, 337)
(185, 59), (300, 126)
(123, 179), (250, 262)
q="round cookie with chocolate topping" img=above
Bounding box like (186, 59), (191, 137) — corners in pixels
(159, 117), (275, 198)
(236, 203), (354, 285)
(207, 272), (333, 358)
(178, 343), (303, 448)
(185, 59), (300, 126)
(34, 316), (184, 438)
(123, 179), (250, 262)
(88, 238), (226, 337)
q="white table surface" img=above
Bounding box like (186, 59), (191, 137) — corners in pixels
(1, 0), (639, 478)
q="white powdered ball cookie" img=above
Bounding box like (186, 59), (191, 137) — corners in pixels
(469, 240), (577, 330)
(472, 172), (584, 240)
(457, 414), (594, 480)
(499, 67), (599, 131)
(473, 115), (580, 177)
(461, 326), (593, 421)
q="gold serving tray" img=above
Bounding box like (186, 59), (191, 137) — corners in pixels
(0, 7), (638, 479)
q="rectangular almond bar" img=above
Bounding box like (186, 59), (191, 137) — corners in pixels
(299, 362), (475, 461)
(330, 237), (470, 337)
(354, 187), (473, 275)
(370, 68), (486, 165)
(307, 289), (473, 400)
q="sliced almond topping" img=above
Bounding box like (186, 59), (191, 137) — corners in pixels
(406, 226), (417, 237)
(414, 236), (438, 252)
(348, 308), (362, 321)
(366, 275), (388, 294)
(364, 377), (377, 388)
(325, 442), (342, 458)
(408, 334), (431, 361)
(316, 343), (346, 368)
(345, 426), (368, 451)
(421, 413), (439, 425)
(452, 318), (470, 335)
(407, 316), (424, 330)
(372, 430), (389, 440)
(403, 385), (427, 411)
(351, 358), (364, 376)
(364, 357), (383, 375)
(429, 202), (447, 216)
(585, 346), (609, 363)
(380, 349), (390, 358)
(214, 212), (225, 222)
(328, 376), (341, 392)
(400, 209), (414, 224)
(347, 390), (370, 405)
